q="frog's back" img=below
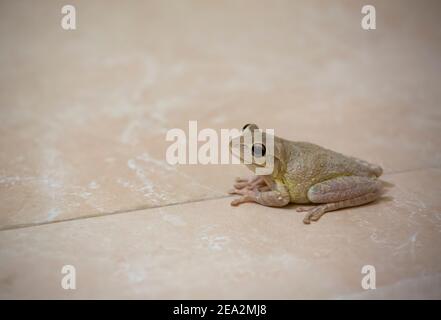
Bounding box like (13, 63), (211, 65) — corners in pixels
(281, 141), (382, 203)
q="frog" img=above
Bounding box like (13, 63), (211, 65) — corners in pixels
(228, 124), (383, 224)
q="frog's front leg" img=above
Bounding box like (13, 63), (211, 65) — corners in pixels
(229, 180), (290, 207)
(233, 175), (267, 191)
(297, 176), (382, 224)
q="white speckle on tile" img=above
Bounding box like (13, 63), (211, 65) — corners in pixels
(0, 176), (22, 186)
(212, 115), (226, 124)
(88, 181), (99, 189)
(117, 262), (147, 284)
(120, 120), (141, 145)
(79, 191), (92, 199)
(162, 213), (186, 226)
(47, 208), (60, 221)
(201, 233), (230, 251)
(116, 178), (133, 189)
(127, 159), (154, 196)
(127, 270), (146, 283)
(137, 153), (176, 172)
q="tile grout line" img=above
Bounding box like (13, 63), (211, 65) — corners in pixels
(0, 195), (232, 232)
(383, 166), (441, 175)
(1, 166), (440, 232)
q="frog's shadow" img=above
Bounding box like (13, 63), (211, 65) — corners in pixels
(378, 179), (394, 204)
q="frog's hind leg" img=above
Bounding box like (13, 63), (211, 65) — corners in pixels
(297, 176), (382, 224)
(349, 156), (383, 177)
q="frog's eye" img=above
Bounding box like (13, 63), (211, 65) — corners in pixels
(242, 124), (252, 131)
(242, 123), (259, 132)
(252, 143), (266, 157)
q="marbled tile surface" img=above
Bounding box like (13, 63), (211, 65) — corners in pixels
(1, 169), (440, 299)
(0, 0), (440, 299)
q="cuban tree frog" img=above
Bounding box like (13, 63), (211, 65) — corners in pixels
(229, 124), (383, 224)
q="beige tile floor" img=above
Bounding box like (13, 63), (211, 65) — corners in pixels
(1, 0), (440, 299)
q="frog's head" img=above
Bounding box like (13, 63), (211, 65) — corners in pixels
(229, 123), (285, 176)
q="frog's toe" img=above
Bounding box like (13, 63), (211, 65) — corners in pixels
(230, 196), (253, 206)
(233, 181), (249, 189)
(249, 179), (266, 189)
(310, 206), (327, 222)
(302, 216), (311, 224)
(230, 199), (241, 206)
(229, 188), (252, 196)
(300, 205), (327, 224)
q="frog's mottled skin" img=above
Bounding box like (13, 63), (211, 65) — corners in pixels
(229, 124), (383, 224)
(277, 140), (381, 203)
